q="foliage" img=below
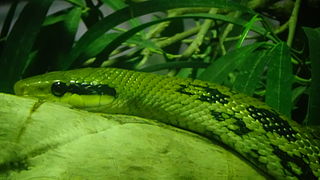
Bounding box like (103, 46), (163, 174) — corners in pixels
(0, 0), (319, 124)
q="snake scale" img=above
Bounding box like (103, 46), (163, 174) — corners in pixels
(14, 68), (320, 179)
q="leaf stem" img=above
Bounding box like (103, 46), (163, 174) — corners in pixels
(156, 26), (200, 48)
(287, 0), (301, 47)
(181, 8), (217, 59)
(218, 11), (241, 55)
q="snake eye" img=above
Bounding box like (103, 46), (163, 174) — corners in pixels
(51, 82), (68, 97)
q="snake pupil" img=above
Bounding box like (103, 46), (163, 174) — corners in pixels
(51, 81), (68, 97)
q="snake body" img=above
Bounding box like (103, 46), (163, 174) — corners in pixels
(14, 68), (320, 179)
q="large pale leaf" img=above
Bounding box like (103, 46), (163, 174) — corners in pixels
(0, 93), (265, 179)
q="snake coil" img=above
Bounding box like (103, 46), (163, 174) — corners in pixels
(14, 68), (320, 179)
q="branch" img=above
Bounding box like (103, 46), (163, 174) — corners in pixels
(287, 0), (301, 47)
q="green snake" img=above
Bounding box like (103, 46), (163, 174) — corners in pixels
(14, 68), (320, 179)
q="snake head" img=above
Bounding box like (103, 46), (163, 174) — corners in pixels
(14, 68), (117, 109)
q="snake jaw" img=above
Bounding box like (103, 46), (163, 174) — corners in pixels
(57, 93), (116, 108)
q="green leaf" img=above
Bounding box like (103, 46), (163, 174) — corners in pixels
(304, 27), (320, 125)
(265, 43), (293, 117)
(291, 86), (307, 104)
(61, 0), (253, 69)
(66, 0), (86, 7)
(43, 14), (68, 26)
(81, 0), (104, 28)
(101, 0), (127, 10)
(22, 7), (82, 77)
(78, 32), (159, 64)
(80, 33), (119, 60)
(0, 1), (18, 40)
(101, 0), (144, 32)
(0, 0), (54, 93)
(236, 14), (262, 48)
(176, 68), (194, 78)
(42, 7), (74, 26)
(139, 61), (209, 72)
(54, 7), (82, 68)
(233, 48), (269, 95)
(198, 43), (264, 84)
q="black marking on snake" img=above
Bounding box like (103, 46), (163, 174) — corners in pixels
(177, 84), (230, 104)
(211, 110), (252, 136)
(247, 149), (260, 162)
(271, 145), (316, 179)
(246, 106), (298, 141)
(51, 81), (116, 97)
(210, 111), (225, 121)
(233, 118), (252, 135)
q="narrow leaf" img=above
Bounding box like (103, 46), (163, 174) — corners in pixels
(54, 7), (82, 69)
(233, 48), (269, 95)
(139, 61), (209, 72)
(236, 14), (261, 48)
(304, 27), (320, 125)
(43, 7), (74, 26)
(0, 1), (18, 39)
(198, 43), (263, 84)
(265, 43), (293, 117)
(22, 7), (82, 77)
(80, 33), (119, 60)
(81, 1), (104, 28)
(102, 0), (127, 9)
(292, 86), (307, 104)
(0, 0), (54, 93)
(67, 0), (85, 7)
(101, 0), (143, 29)
(79, 32), (159, 63)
